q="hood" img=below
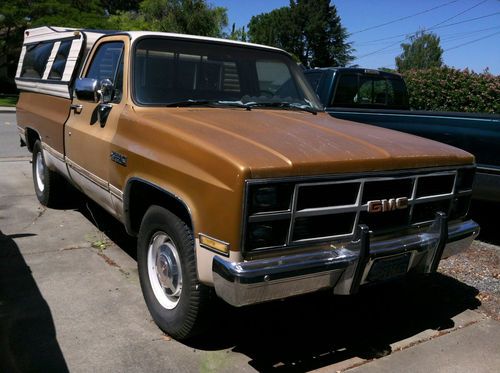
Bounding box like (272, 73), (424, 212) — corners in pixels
(134, 107), (474, 178)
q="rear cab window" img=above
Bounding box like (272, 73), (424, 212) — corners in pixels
(332, 72), (409, 109)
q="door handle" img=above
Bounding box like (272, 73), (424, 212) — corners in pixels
(70, 104), (83, 114)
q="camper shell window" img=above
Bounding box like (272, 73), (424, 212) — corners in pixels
(21, 41), (54, 79)
(48, 40), (72, 80)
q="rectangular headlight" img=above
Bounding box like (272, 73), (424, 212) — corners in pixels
(248, 183), (294, 214)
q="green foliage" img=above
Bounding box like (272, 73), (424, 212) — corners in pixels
(101, 0), (141, 14)
(248, 0), (353, 67)
(396, 31), (443, 72)
(378, 67), (397, 74)
(108, 0), (228, 37)
(0, 95), (18, 106)
(226, 23), (247, 42)
(403, 67), (500, 113)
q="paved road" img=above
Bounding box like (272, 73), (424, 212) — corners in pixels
(1, 111), (499, 372)
(0, 112), (30, 159)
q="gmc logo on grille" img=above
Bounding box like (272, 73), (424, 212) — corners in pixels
(367, 197), (409, 213)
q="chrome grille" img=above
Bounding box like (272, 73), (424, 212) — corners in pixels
(243, 168), (474, 253)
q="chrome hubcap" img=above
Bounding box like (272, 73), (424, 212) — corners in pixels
(147, 232), (182, 309)
(35, 151), (45, 192)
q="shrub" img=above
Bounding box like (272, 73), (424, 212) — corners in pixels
(402, 67), (500, 114)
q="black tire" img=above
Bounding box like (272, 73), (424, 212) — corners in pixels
(137, 205), (211, 340)
(32, 140), (64, 207)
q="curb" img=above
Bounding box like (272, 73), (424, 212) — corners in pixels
(0, 107), (16, 113)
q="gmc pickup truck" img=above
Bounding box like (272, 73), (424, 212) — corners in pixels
(16, 27), (479, 340)
(304, 67), (500, 202)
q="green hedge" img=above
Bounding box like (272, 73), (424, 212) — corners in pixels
(402, 67), (500, 114)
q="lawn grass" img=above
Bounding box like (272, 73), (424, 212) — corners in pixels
(0, 96), (18, 107)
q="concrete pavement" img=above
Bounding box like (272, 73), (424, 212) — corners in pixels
(349, 318), (500, 373)
(0, 111), (29, 160)
(0, 159), (250, 373)
(1, 111), (499, 372)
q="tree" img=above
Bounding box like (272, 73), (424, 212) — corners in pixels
(248, 0), (353, 67)
(101, 0), (141, 14)
(226, 23), (247, 42)
(108, 0), (227, 37)
(395, 31), (443, 72)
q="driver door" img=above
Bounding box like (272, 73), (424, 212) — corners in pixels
(65, 36), (128, 217)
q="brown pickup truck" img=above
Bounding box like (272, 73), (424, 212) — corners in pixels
(16, 26), (479, 340)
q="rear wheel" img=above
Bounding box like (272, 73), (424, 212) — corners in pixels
(137, 205), (211, 340)
(32, 140), (64, 207)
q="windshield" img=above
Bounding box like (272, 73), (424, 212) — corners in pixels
(133, 37), (322, 111)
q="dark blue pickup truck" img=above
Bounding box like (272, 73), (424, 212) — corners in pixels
(304, 67), (500, 202)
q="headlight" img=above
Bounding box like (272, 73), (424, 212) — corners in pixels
(248, 183), (293, 214)
(246, 220), (290, 250)
(245, 182), (294, 251)
(252, 186), (277, 209)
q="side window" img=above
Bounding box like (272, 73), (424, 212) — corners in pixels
(86, 42), (124, 103)
(48, 40), (72, 80)
(112, 56), (124, 103)
(21, 42), (54, 79)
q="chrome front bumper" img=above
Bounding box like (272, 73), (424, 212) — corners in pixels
(212, 213), (479, 307)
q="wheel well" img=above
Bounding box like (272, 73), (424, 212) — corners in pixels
(25, 128), (40, 152)
(124, 180), (193, 236)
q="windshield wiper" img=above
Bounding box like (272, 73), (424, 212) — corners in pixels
(164, 99), (213, 107)
(245, 101), (319, 115)
(164, 99), (251, 110)
(163, 99), (318, 114)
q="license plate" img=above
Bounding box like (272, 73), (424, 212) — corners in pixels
(367, 253), (411, 282)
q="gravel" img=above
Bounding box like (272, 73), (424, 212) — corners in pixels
(439, 240), (500, 320)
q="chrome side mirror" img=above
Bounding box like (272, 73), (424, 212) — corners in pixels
(74, 78), (99, 102)
(99, 79), (114, 104)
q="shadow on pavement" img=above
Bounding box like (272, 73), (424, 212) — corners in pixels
(469, 200), (500, 245)
(77, 198), (137, 260)
(189, 274), (480, 372)
(53, 186), (137, 260)
(0, 231), (69, 372)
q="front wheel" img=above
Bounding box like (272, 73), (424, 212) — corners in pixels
(137, 206), (211, 340)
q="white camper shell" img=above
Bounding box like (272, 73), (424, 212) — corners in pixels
(15, 26), (109, 99)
